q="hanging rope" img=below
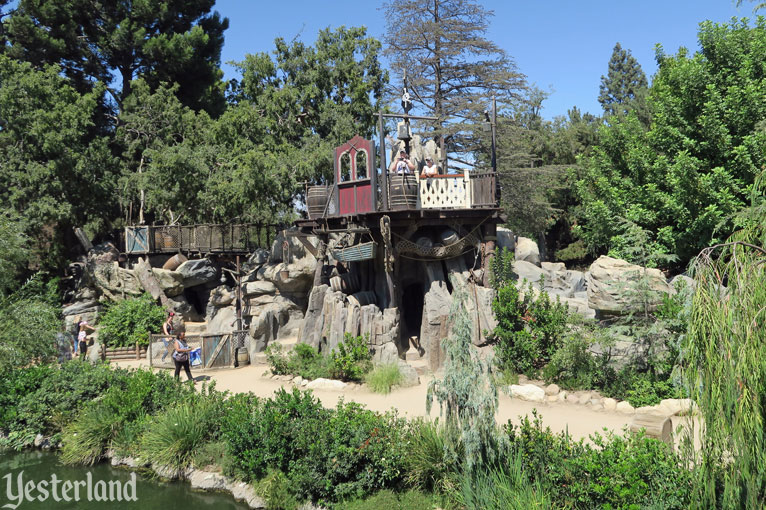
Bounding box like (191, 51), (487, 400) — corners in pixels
(393, 216), (488, 261)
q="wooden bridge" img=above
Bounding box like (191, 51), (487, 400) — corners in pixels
(124, 223), (282, 255)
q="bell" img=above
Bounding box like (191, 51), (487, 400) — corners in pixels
(396, 121), (411, 141)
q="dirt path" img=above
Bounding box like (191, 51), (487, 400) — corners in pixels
(114, 359), (633, 441)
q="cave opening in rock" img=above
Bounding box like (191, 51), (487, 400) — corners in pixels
(401, 282), (424, 343)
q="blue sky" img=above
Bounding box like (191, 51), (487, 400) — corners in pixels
(216, 0), (753, 119)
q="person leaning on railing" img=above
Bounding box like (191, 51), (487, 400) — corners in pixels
(419, 156), (441, 178)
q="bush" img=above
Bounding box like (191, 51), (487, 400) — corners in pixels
(0, 297), (60, 371)
(98, 293), (165, 347)
(458, 456), (550, 510)
(492, 281), (569, 377)
(266, 335), (372, 383)
(140, 389), (226, 470)
(405, 420), (461, 495)
(341, 489), (439, 510)
(504, 412), (691, 509)
(365, 363), (403, 394)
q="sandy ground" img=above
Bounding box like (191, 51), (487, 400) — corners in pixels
(113, 358), (636, 442)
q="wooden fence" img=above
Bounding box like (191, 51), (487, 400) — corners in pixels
(125, 223), (284, 255)
(148, 331), (248, 370)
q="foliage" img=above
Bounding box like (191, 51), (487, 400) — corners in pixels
(255, 470), (299, 510)
(683, 173), (766, 509)
(0, 213), (29, 295)
(6, 0), (228, 113)
(220, 388), (407, 504)
(577, 19), (766, 265)
(341, 489), (439, 510)
(140, 387), (226, 470)
(427, 276), (502, 472)
(381, 0), (525, 159)
(365, 363), (403, 394)
(60, 368), (192, 464)
(329, 333), (372, 382)
(491, 280), (569, 377)
(505, 412), (691, 509)
(489, 246), (515, 290)
(98, 293), (166, 347)
(598, 42), (650, 124)
(405, 419), (462, 495)
(458, 456), (550, 510)
(0, 55), (116, 270)
(0, 280), (61, 371)
(266, 336), (371, 383)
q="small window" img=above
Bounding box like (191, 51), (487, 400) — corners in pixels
(355, 150), (368, 179)
(339, 151), (351, 182)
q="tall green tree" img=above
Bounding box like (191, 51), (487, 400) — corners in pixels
(577, 19), (766, 265)
(5, 0), (228, 114)
(598, 43), (650, 125)
(0, 56), (116, 270)
(382, 0), (526, 163)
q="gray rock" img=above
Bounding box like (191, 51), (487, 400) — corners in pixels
(616, 401), (635, 414)
(578, 392), (593, 405)
(166, 294), (204, 322)
(541, 262), (566, 273)
(208, 305), (237, 334)
(513, 260), (546, 286)
(243, 281), (277, 297)
(62, 300), (101, 317)
(586, 256), (671, 315)
(397, 361), (420, 387)
(151, 268), (185, 297)
(225, 480), (266, 509)
(496, 227), (516, 252)
(88, 242), (120, 264)
(177, 259), (219, 288)
(74, 286), (98, 301)
(188, 470), (226, 490)
(210, 286), (235, 307)
(544, 384), (560, 396)
(153, 464), (182, 480)
(515, 237), (540, 266)
(34, 434), (50, 448)
(374, 342), (400, 365)
(248, 248), (270, 266)
(259, 259), (315, 297)
(90, 262), (143, 300)
(603, 398), (618, 411)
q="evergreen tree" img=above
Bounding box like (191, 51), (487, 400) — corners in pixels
(598, 43), (649, 124)
(382, 0), (526, 163)
(5, 0), (228, 114)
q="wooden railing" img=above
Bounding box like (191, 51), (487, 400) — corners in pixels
(418, 173), (472, 209)
(125, 223), (282, 255)
(469, 171), (497, 208)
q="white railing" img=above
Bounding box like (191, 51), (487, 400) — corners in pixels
(418, 172), (472, 209)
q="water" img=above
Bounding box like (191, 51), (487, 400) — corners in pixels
(0, 450), (249, 509)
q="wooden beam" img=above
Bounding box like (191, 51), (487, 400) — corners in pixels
(296, 236), (318, 258)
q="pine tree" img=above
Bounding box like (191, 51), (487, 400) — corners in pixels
(598, 43), (649, 124)
(382, 0), (526, 163)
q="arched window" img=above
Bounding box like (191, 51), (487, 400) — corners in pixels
(339, 151), (352, 182)
(355, 150), (368, 179)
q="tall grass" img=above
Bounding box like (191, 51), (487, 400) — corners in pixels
(684, 173), (766, 509)
(365, 363), (403, 394)
(60, 402), (121, 465)
(458, 453), (550, 510)
(406, 420), (462, 495)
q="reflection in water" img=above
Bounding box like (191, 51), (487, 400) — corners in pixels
(0, 450), (248, 509)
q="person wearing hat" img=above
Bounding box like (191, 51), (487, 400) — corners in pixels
(161, 311), (176, 362)
(389, 149), (415, 174)
(420, 156), (441, 179)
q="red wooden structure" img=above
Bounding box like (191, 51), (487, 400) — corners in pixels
(334, 135), (376, 215)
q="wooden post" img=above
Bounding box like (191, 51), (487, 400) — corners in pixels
(378, 111), (389, 211)
(135, 342), (140, 360)
(482, 224), (497, 287)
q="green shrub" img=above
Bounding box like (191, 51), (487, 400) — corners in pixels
(192, 440), (229, 471)
(140, 390), (226, 470)
(265, 343), (290, 375)
(59, 400), (120, 465)
(492, 280), (569, 377)
(504, 412), (691, 509)
(256, 470), (299, 510)
(0, 297), (60, 371)
(489, 246), (515, 289)
(405, 420), (461, 495)
(341, 489), (439, 510)
(98, 293), (165, 347)
(365, 363), (403, 394)
(329, 333), (372, 382)
(458, 456), (550, 510)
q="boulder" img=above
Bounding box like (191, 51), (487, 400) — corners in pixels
(74, 286), (98, 302)
(176, 258), (219, 288)
(373, 342), (400, 365)
(258, 258), (315, 297)
(151, 268), (184, 297)
(544, 383), (560, 396)
(88, 242), (120, 264)
(243, 281), (277, 297)
(188, 470), (226, 490)
(210, 286), (235, 307)
(616, 401), (635, 414)
(248, 248), (270, 266)
(269, 228), (317, 265)
(603, 398), (618, 411)
(510, 384), (546, 402)
(90, 262), (143, 299)
(542, 262), (566, 273)
(153, 464), (182, 481)
(669, 274), (696, 293)
(513, 260), (546, 286)
(207, 305), (237, 334)
(225, 480), (267, 509)
(62, 300), (101, 317)
(306, 378), (347, 390)
(165, 294), (204, 322)
(397, 361), (420, 387)
(514, 237), (540, 266)
(586, 256), (671, 315)
(496, 227), (516, 252)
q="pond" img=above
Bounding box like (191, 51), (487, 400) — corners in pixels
(0, 450), (249, 509)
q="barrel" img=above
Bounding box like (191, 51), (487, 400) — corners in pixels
(389, 175), (418, 210)
(236, 348), (250, 366)
(330, 273), (359, 294)
(440, 229), (459, 246)
(162, 253), (187, 271)
(415, 236), (433, 249)
(307, 185), (330, 219)
(348, 291), (376, 307)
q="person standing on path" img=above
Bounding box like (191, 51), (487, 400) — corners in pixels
(173, 331), (193, 381)
(161, 311), (175, 361)
(77, 320), (96, 361)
